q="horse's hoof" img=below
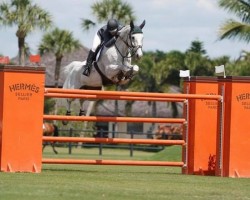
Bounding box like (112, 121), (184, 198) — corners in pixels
(124, 68), (134, 79)
(79, 109), (85, 116)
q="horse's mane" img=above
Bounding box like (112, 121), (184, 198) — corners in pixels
(119, 25), (131, 37)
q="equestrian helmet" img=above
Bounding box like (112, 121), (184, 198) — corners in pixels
(107, 19), (118, 32)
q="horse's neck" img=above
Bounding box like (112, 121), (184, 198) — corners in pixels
(116, 29), (130, 56)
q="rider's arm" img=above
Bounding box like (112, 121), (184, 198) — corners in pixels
(105, 37), (117, 48)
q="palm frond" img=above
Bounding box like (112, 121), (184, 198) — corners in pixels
(219, 19), (250, 42)
(81, 19), (96, 31)
(91, 0), (136, 25)
(219, 0), (250, 23)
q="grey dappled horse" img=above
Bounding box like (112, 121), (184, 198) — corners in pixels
(62, 20), (145, 122)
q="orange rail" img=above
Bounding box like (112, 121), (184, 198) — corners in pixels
(43, 136), (185, 145)
(45, 88), (222, 100)
(43, 115), (186, 123)
(44, 93), (186, 102)
(42, 159), (184, 167)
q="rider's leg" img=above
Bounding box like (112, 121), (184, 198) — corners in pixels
(82, 33), (101, 76)
(82, 50), (95, 76)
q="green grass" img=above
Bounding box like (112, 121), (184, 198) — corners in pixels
(0, 146), (250, 200)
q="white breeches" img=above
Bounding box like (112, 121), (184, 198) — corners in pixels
(91, 32), (101, 52)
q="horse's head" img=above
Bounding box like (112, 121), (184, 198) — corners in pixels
(117, 20), (145, 60)
(129, 20), (145, 59)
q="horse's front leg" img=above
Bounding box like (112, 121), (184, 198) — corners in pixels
(116, 64), (139, 84)
(123, 64), (139, 79)
(123, 56), (139, 78)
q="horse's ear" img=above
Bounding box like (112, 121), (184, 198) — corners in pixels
(139, 20), (146, 29)
(130, 21), (134, 30)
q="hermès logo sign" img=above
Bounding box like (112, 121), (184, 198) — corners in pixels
(201, 93), (218, 110)
(9, 83), (40, 101)
(236, 93), (250, 109)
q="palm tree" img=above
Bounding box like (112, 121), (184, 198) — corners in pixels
(186, 40), (207, 55)
(0, 0), (52, 65)
(162, 50), (186, 86)
(184, 40), (213, 75)
(38, 28), (81, 87)
(218, 0), (250, 42)
(81, 0), (136, 30)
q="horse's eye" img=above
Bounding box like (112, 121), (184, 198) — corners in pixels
(131, 36), (135, 41)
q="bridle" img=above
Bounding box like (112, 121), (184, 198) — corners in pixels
(114, 27), (143, 62)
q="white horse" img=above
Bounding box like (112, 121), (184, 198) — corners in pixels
(62, 20), (145, 121)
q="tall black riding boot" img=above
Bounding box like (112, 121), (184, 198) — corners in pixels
(82, 50), (95, 76)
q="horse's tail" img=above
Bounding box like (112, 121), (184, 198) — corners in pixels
(62, 61), (86, 87)
(63, 61), (82, 78)
(53, 124), (59, 137)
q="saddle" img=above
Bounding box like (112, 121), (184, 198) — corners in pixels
(94, 37), (117, 62)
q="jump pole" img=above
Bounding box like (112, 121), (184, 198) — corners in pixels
(44, 93), (186, 102)
(43, 115), (186, 123)
(42, 159), (184, 167)
(43, 136), (185, 145)
(45, 88), (221, 100)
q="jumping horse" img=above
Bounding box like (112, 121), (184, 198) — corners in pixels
(62, 20), (146, 122)
(43, 122), (59, 154)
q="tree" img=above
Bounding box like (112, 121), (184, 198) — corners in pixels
(184, 40), (213, 76)
(44, 98), (56, 114)
(0, 0), (52, 65)
(162, 50), (186, 86)
(81, 0), (136, 31)
(218, 0), (250, 42)
(38, 28), (81, 87)
(186, 40), (207, 55)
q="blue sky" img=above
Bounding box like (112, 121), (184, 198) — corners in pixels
(0, 0), (249, 59)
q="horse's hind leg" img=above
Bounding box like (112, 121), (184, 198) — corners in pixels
(62, 99), (72, 125)
(79, 99), (85, 116)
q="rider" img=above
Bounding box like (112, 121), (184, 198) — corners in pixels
(82, 19), (122, 76)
